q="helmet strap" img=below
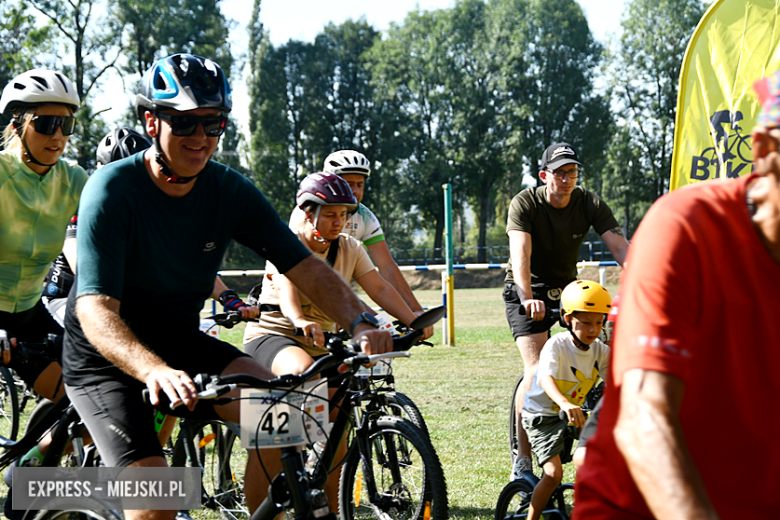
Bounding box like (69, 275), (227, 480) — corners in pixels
(15, 109), (58, 170)
(564, 316), (591, 352)
(152, 115), (200, 185)
(308, 205), (330, 245)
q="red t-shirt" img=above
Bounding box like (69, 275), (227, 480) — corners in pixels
(574, 175), (780, 519)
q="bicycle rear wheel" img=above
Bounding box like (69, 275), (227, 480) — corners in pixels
(338, 416), (447, 520)
(0, 366), (20, 441)
(494, 480), (534, 520)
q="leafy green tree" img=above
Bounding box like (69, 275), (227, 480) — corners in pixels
(28, 0), (121, 169)
(0, 1), (57, 136)
(368, 8), (458, 253)
(112, 0), (235, 77)
(603, 0), (706, 233)
(513, 0), (608, 179)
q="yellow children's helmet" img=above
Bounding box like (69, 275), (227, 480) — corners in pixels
(561, 280), (612, 315)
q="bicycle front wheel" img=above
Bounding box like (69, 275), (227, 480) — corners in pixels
(509, 373), (524, 463)
(0, 366), (20, 441)
(380, 391), (428, 436)
(338, 416), (447, 520)
(30, 509), (123, 520)
(209, 423), (248, 520)
(495, 480), (534, 520)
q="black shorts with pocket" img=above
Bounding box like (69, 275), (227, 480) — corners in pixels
(0, 300), (63, 386)
(66, 332), (248, 468)
(503, 281), (572, 339)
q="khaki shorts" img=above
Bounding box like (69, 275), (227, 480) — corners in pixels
(522, 414), (568, 467)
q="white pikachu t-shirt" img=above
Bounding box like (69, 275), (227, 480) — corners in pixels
(522, 331), (610, 418)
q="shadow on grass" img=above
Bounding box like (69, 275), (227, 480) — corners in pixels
(449, 505), (497, 519)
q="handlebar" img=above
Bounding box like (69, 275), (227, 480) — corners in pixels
(203, 311), (258, 329)
(517, 306), (562, 320)
(0, 331), (62, 364)
(143, 348), (411, 412)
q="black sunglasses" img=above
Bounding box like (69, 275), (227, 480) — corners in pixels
(31, 115), (76, 136)
(155, 113), (227, 137)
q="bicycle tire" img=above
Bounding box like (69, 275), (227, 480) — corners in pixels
(0, 366), (19, 441)
(338, 416), (447, 520)
(202, 422), (247, 520)
(29, 509), (123, 520)
(494, 480), (534, 520)
(23, 398), (56, 437)
(509, 373), (524, 463)
(380, 391), (428, 436)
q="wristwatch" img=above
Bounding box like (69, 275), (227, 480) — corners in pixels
(349, 312), (380, 336)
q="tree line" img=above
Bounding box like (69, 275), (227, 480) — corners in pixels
(0, 0), (707, 266)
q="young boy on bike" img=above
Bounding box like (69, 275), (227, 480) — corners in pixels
(520, 280), (611, 520)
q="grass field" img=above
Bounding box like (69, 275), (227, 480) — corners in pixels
(2, 284), (617, 518)
(220, 285), (601, 520)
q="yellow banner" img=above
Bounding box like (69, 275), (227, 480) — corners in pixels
(670, 0), (780, 190)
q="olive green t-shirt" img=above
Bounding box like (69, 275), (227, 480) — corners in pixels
(505, 186), (618, 284)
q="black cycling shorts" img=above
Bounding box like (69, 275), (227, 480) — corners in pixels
(245, 334), (342, 389)
(503, 281), (571, 339)
(66, 333), (248, 468)
(0, 300), (62, 386)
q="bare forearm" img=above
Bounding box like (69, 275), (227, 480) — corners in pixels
(539, 375), (570, 408)
(508, 231), (533, 302)
(362, 274), (417, 326)
(76, 295), (168, 382)
(276, 274), (307, 323)
(382, 263), (421, 312)
(513, 256), (533, 302)
(211, 276), (229, 301)
(285, 256), (365, 330)
(368, 242), (422, 312)
(614, 371), (720, 520)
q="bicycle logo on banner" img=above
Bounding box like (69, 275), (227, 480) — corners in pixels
(689, 110), (753, 181)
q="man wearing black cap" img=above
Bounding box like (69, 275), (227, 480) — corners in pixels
(505, 142), (628, 480)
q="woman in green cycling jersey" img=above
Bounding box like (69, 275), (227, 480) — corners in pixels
(0, 69), (87, 402)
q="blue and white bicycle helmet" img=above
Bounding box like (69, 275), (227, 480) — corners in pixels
(135, 53), (232, 120)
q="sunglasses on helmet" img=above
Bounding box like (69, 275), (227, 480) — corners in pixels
(30, 115), (76, 136)
(155, 113), (228, 137)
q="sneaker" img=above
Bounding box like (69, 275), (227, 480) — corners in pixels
(175, 512), (194, 520)
(3, 459), (16, 487)
(511, 455), (533, 481)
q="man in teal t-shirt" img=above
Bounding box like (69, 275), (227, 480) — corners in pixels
(62, 54), (391, 520)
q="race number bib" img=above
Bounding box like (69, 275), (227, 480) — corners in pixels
(240, 380), (329, 448)
(373, 311), (399, 336)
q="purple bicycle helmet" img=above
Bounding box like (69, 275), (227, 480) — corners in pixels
(296, 172), (358, 211)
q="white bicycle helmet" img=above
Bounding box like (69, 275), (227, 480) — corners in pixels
(0, 69), (80, 115)
(323, 150), (371, 177)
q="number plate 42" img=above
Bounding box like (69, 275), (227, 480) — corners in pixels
(240, 380), (330, 449)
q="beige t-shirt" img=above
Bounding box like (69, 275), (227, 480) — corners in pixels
(243, 227), (376, 357)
